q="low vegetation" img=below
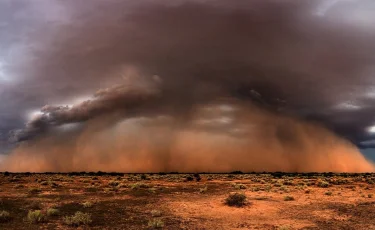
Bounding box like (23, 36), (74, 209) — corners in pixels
(27, 210), (45, 223)
(325, 191), (332, 196)
(47, 208), (59, 216)
(0, 210), (11, 223)
(151, 210), (162, 217)
(225, 193), (247, 207)
(1, 172), (375, 229)
(283, 196), (295, 201)
(63, 211), (92, 226)
(148, 218), (164, 229)
(82, 201), (93, 208)
(28, 187), (42, 195)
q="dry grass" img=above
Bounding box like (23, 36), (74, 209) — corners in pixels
(0, 172), (375, 229)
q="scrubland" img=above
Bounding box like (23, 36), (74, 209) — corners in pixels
(1, 172), (375, 229)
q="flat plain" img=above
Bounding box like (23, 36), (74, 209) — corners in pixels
(1, 172), (375, 230)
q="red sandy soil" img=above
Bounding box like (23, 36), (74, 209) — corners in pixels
(1, 173), (375, 229)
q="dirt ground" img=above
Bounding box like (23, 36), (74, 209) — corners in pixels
(1, 172), (375, 229)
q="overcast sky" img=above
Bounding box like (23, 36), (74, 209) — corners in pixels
(1, 0), (375, 160)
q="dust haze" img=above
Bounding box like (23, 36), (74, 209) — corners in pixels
(1, 0), (375, 172)
(2, 92), (373, 172)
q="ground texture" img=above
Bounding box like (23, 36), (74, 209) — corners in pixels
(1, 172), (375, 229)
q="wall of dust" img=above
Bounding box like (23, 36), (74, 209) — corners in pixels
(2, 103), (373, 173)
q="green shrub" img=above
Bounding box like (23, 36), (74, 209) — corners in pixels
(27, 210), (45, 223)
(63, 211), (92, 226)
(0, 210), (11, 223)
(225, 193), (247, 207)
(148, 218), (164, 229)
(47, 208), (59, 216)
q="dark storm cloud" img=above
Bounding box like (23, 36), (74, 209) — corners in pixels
(2, 0), (375, 148)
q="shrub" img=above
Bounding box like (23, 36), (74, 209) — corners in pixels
(185, 176), (194, 182)
(14, 184), (24, 189)
(283, 180), (294, 186)
(225, 193), (247, 207)
(283, 196), (295, 201)
(85, 186), (98, 192)
(28, 201), (42, 210)
(279, 186), (288, 192)
(27, 210), (45, 223)
(325, 191), (332, 196)
(117, 183), (127, 188)
(47, 208), (59, 216)
(368, 194), (373, 198)
(148, 188), (157, 193)
(233, 184), (247, 190)
(63, 211), (92, 226)
(199, 186), (208, 193)
(148, 218), (164, 229)
(82, 201), (93, 208)
(28, 187), (42, 195)
(252, 187), (261, 192)
(317, 180), (329, 188)
(140, 174), (148, 180)
(50, 182), (59, 188)
(263, 185), (272, 192)
(0, 210), (11, 223)
(151, 210), (162, 217)
(131, 183), (150, 190)
(108, 180), (119, 187)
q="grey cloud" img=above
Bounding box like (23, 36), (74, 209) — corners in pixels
(2, 0), (375, 149)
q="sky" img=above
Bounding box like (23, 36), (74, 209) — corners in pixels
(1, 0), (375, 171)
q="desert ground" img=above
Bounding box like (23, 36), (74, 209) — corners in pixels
(1, 172), (375, 230)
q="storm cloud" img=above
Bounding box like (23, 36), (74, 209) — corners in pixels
(1, 0), (375, 171)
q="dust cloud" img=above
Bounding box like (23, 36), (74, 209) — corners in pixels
(2, 101), (373, 173)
